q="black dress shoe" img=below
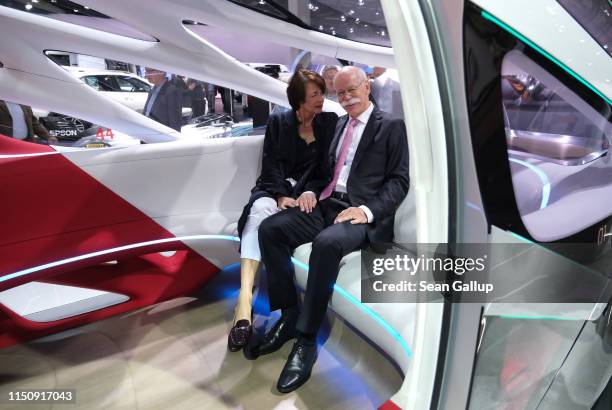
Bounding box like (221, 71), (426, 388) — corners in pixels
(253, 312), (298, 357)
(228, 318), (253, 352)
(277, 341), (318, 393)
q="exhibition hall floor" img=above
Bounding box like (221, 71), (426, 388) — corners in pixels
(0, 265), (401, 409)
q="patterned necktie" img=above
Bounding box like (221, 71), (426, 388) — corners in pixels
(320, 117), (360, 201)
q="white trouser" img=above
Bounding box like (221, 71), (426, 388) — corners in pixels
(240, 197), (278, 261)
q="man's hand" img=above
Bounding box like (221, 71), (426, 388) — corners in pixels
(334, 207), (368, 224)
(296, 192), (317, 213)
(277, 196), (297, 210)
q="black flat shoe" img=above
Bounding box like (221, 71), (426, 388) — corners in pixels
(277, 341), (318, 393)
(253, 312), (298, 357)
(228, 316), (253, 352)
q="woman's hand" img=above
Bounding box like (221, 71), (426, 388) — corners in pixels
(297, 192), (317, 213)
(277, 196), (297, 209)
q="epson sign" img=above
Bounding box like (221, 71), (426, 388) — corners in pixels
(50, 129), (79, 137)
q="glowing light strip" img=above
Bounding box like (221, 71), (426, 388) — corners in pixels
(0, 151), (61, 159)
(4, 235), (412, 361)
(508, 158), (551, 209)
(497, 314), (579, 321)
(221, 262), (241, 271)
(291, 257), (413, 359)
(481, 10), (612, 106)
(509, 231), (533, 243)
(466, 201), (483, 212)
(1, 235), (239, 283)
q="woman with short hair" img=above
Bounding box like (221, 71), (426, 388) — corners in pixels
(229, 69), (338, 351)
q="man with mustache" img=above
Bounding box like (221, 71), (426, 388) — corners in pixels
(254, 66), (410, 392)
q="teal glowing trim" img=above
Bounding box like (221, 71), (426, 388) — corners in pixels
(481, 10), (612, 106)
(509, 158), (551, 209)
(291, 257), (413, 359)
(5, 234), (413, 360)
(1, 235), (240, 284)
(509, 231), (533, 243)
(497, 314), (580, 321)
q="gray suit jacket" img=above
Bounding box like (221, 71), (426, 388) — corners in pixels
(143, 81), (183, 131)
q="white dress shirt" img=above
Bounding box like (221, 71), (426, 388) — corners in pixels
(144, 83), (163, 117)
(333, 102), (375, 223)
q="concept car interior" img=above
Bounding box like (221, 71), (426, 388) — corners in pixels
(0, 0), (610, 409)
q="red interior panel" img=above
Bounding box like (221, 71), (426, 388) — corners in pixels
(0, 135), (222, 348)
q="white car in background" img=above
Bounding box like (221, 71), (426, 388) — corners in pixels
(65, 67), (152, 113)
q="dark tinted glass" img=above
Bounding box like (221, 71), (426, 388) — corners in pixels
(557, 0), (611, 57)
(116, 76), (150, 93)
(84, 75), (118, 92)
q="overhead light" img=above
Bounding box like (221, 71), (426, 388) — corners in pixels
(318, 25), (323, 30)
(24, 3), (33, 10)
(348, 10), (355, 15)
(340, 15), (346, 22)
(332, 30), (336, 35)
(84, 6), (90, 9)
(258, 0), (265, 4)
(73, 8), (79, 12)
(358, 0), (365, 5)
(364, 24), (368, 27)
(376, 11), (380, 15)
(349, 28), (354, 33)
(381, 30), (386, 36)
(31, 0), (38, 3)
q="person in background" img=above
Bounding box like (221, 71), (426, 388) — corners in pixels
(204, 82), (216, 114)
(172, 75), (191, 118)
(186, 79), (206, 118)
(321, 65), (339, 102)
(143, 68), (183, 131)
(0, 100), (57, 144)
(218, 86), (232, 115)
(370, 66), (405, 120)
(228, 69), (338, 353)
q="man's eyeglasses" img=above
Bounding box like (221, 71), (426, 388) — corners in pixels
(336, 79), (365, 99)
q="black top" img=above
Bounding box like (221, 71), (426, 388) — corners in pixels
(237, 109), (338, 238)
(253, 109), (338, 198)
(288, 137), (317, 182)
